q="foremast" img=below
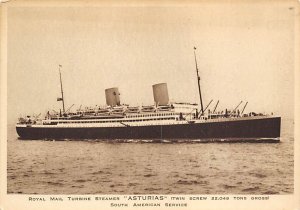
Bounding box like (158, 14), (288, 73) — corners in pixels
(58, 64), (65, 113)
(193, 47), (204, 116)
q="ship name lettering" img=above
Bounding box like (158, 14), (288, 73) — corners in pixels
(133, 203), (160, 207)
(171, 196), (185, 200)
(189, 196), (207, 200)
(28, 197), (46, 201)
(50, 196), (63, 201)
(95, 196), (120, 201)
(211, 196), (229, 200)
(127, 196), (164, 201)
(233, 196), (247, 200)
(67, 196), (91, 201)
(165, 203), (187, 207)
(110, 203), (128, 207)
(251, 196), (269, 200)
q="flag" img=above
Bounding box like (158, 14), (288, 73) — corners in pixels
(57, 97), (63, 101)
(194, 47), (196, 50)
(59, 64), (62, 67)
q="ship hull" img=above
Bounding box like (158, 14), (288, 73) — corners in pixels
(16, 117), (281, 142)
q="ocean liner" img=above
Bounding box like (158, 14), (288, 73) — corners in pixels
(16, 48), (281, 142)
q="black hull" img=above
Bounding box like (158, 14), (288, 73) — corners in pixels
(16, 117), (281, 142)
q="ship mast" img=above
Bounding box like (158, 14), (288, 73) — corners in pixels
(193, 47), (204, 115)
(58, 64), (65, 113)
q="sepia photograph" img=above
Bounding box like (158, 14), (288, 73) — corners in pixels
(1, 0), (299, 209)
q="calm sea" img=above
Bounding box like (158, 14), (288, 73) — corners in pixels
(7, 118), (294, 194)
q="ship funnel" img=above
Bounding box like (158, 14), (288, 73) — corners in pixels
(152, 83), (169, 106)
(105, 87), (120, 106)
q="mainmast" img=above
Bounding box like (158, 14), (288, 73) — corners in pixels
(58, 64), (65, 113)
(193, 47), (204, 114)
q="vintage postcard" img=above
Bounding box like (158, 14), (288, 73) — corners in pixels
(0, 0), (299, 210)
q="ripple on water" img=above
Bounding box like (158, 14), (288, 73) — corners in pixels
(42, 171), (56, 175)
(8, 175), (17, 180)
(75, 179), (87, 183)
(249, 172), (268, 178)
(90, 170), (105, 175)
(242, 186), (260, 192)
(46, 181), (64, 186)
(144, 174), (157, 177)
(263, 190), (278, 194)
(128, 183), (139, 187)
(144, 187), (163, 191)
(177, 180), (209, 185)
(221, 184), (237, 189)
(185, 173), (206, 179)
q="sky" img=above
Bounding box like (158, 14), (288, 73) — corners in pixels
(5, 0), (296, 122)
